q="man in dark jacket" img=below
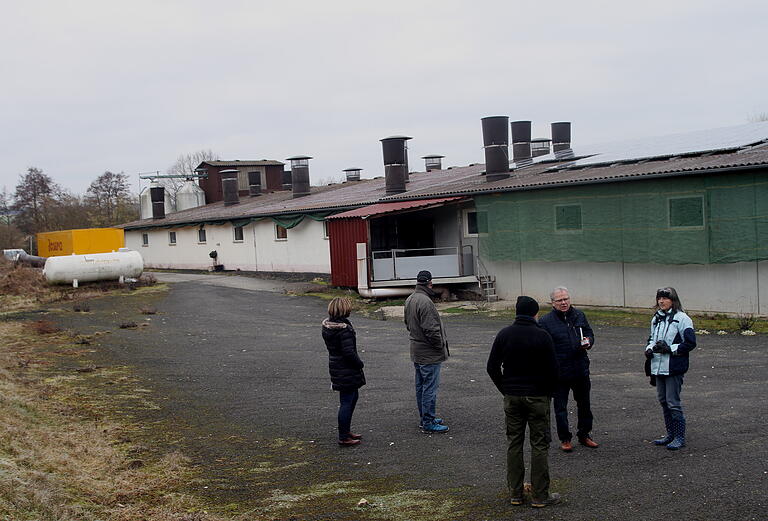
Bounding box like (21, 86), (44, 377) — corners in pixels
(487, 296), (560, 508)
(538, 286), (598, 452)
(404, 270), (449, 433)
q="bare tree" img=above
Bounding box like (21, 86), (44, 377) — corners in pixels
(748, 112), (768, 123)
(161, 149), (219, 206)
(12, 167), (59, 236)
(0, 186), (24, 249)
(86, 171), (138, 226)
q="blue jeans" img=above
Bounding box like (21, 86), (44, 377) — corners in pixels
(414, 363), (441, 425)
(656, 374), (684, 421)
(338, 390), (359, 441)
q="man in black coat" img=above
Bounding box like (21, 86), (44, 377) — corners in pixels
(487, 296), (561, 508)
(538, 286), (598, 452)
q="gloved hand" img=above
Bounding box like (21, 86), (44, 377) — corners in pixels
(645, 348), (654, 359)
(652, 340), (671, 354)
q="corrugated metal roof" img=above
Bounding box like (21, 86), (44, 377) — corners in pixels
(328, 197), (466, 219)
(122, 124), (768, 231)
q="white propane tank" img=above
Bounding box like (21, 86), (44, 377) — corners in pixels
(43, 250), (144, 286)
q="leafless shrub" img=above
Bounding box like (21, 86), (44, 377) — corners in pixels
(31, 320), (62, 335)
(736, 313), (757, 331)
(139, 273), (157, 286)
(139, 306), (157, 315)
(72, 301), (91, 312)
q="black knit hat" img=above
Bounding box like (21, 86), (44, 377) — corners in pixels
(416, 270), (433, 284)
(515, 296), (539, 317)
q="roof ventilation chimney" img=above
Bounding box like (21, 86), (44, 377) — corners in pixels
(287, 156), (312, 198)
(381, 135), (411, 194)
(511, 120), (533, 167)
(481, 116), (510, 182)
(150, 185), (166, 219)
(282, 169), (292, 190)
(531, 138), (552, 157)
(551, 122), (574, 159)
(248, 171), (262, 196)
(220, 169), (240, 206)
(422, 154), (445, 172)
(343, 167), (362, 182)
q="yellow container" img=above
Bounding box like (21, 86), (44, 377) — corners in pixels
(37, 228), (125, 257)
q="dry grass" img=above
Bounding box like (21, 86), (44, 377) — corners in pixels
(0, 321), (232, 521)
(0, 259), (161, 315)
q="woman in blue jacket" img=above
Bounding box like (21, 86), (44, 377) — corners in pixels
(644, 287), (696, 450)
(322, 297), (366, 446)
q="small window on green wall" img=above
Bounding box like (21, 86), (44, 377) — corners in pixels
(669, 196), (704, 228)
(555, 204), (582, 231)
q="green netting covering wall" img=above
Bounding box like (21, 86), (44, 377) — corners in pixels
(474, 170), (768, 265)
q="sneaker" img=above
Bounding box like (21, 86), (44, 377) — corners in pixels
(531, 493), (561, 508)
(422, 422), (449, 433)
(560, 441), (573, 452)
(338, 438), (360, 446)
(578, 436), (599, 448)
(509, 497), (524, 506)
(418, 417), (444, 429)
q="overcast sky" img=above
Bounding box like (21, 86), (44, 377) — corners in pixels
(2, 0), (766, 195)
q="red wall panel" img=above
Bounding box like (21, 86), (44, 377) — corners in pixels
(329, 218), (368, 287)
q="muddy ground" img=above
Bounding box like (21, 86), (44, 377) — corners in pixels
(50, 277), (766, 521)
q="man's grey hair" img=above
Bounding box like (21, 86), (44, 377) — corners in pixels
(550, 286), (570, 301)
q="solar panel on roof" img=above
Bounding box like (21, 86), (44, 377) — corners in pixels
(531, 121), (768, 170)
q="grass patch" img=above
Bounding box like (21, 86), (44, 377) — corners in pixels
(0, 317), (230, 521)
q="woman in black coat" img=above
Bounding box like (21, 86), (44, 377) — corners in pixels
(322, 297), (365, 446)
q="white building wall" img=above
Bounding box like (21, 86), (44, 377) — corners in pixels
(486, 259), (765, 314)
(125, 218), (331, 274)
(252, 219), (330, 273)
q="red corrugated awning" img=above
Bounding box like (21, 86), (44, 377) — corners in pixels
(328, 196), (466, 219)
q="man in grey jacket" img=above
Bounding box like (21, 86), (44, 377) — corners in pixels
(404, 270), (450, 433)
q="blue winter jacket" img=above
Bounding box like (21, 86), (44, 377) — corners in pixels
(538, 307), (594, 380)
(644, 309), (696, 376)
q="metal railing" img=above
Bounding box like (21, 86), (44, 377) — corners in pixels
(371, 245), (474, 281)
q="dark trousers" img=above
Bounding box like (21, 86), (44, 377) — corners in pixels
(504, 395), (551, 501)
(338, 389), (359, 441)
(553, 375), (593, 442)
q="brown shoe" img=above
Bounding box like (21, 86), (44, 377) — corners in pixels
(578, 436), (599, 448)
(347, 432), (362, 440)
(531, 493), (561, 508)
(560, 441), (573, 452)
(338, 438), (360, 446)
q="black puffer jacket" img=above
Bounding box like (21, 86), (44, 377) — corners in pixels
(538, 307), (594, 380)
(322, 318), (366, 391)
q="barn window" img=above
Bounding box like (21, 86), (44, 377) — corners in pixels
(669, 196), (704, 228)
(323, 220), (330, 239)
(464, 209), (488, 237)
(555, 204), (582, 232)
(233, 226), (244, 242)
(275, 224), (288, 241)
(198, 228), (207, 243)
(141, 233), (149, 246)
(169, 231), (176, 245)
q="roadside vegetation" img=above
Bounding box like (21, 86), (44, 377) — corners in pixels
(0, 259), (229, 521)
